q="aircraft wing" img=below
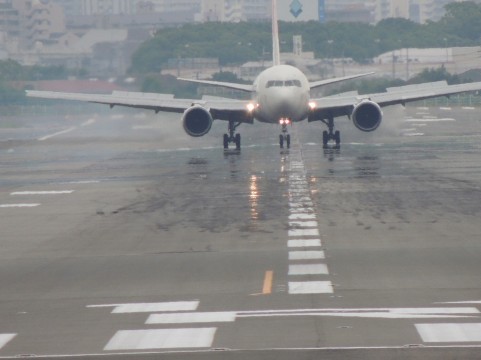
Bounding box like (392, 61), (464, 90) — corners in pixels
(310, 81), (481, 120)
(25, 90), (253, 123)
(309, 72), (375, 90)
(177, 78), (254, 92)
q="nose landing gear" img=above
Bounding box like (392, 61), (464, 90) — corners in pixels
(279, 118), (291, 149)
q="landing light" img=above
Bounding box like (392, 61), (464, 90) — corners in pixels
(246, 103), (257, 112)
(308, 101), (317, 110)
(279, 118), (291, 125)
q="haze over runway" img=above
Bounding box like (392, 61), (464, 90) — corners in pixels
(1, 106), (481, 359)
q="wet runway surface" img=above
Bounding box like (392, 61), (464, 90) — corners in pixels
(1, 106), (481, 359)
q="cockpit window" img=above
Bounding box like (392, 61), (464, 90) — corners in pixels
(266, 80), (302, 88)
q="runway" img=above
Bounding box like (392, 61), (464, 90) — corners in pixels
(1, 105), (481, 359)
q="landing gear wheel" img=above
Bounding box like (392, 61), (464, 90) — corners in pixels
(286, 134), (291, 149)
(279, 134), (284, 149)
(334, 131), (341, 146)
(223, 134), (229, 149)
(322, 131), (329, 147)
(235, 133), (241, 150)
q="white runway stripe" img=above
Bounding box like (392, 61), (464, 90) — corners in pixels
(288, 228), (319, 237)
(146, 312), (236, 324)
(289, 202), (314, 208)
(0, 204), (40, 208)
(289, 281), (333, 294)
(289, 221), (318, 228)
(38, 127), (77, 141)
(289, 251), (325, 260)
(415, 323), (481, 342)
(0, 334), (16, 350)
(11, 191), (74, 195)
(289, 213), (317, 220)
(104, 328), (217, 350)
(289, 264), (329, 275)
(289, 207), (314, 213)
(288, 239), (322, 248)
(87, 301), (199, 313)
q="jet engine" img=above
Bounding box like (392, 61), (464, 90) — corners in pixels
(351, 100), (383, 132)
(182, 105), (213, 137)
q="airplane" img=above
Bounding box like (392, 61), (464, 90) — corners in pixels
(27, 0), (481, 150)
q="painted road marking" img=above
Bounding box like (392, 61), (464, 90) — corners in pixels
(237, 307), (479, 319)
(405, 118), (455, 122)
(289, 251), (325, 260)
(0, 334), (16, 350)
(288, 239), (322, 248)
(38, 127), (77, 141)
(146, 312), (236, 324)
(288, 229), (319, 237)
(263, 270), (274, 294)
(0, 204), (40, 208)
(289, 202), (314, 208)
(87, 301), (199, 313)
(289, 207), (314, 213)
(11, 191), (74, 195)
(289, 221), (318, 228)
(416, 323), (481, 342)
(81, 119), (96, 127)
(289, 213), (317, 220)
(104, 328), (217, 350)
(288, 281), (333, 294)
(289, 264), (329, 275)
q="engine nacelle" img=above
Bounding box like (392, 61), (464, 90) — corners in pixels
(351, 100), (383, 132)
(182, 105), (213, 137)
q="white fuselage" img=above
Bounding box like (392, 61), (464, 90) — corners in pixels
(253, 65), (310, 124)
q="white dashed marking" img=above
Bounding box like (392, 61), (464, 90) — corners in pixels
(288, 228), (319, 237)
(415, 323), (481, 343)
(288, 281), (333, 294)
(289, 213), (317, 220)
(289, 221), (319, 228)
(104, 328), (217, 350)
(146, 312), (236, 324)
(289, 264), (329, 275)
(289, 251), (325, 260)
(288, 239), (322, 248)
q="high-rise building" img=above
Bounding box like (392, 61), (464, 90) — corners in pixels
(0, 0), (21, 38)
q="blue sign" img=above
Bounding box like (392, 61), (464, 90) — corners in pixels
(318, 0), (325, 23)
(290, 0), (303, 18)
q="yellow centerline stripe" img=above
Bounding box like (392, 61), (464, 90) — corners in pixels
(263, 271), (274, 295)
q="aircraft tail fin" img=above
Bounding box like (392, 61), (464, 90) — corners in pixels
(272, 0), (281, 66)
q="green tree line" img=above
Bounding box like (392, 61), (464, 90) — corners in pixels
(130, 1), (481, 73)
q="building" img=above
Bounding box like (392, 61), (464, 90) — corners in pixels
(374, 0), (409, 22)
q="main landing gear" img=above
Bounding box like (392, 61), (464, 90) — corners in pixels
(224, 120), (241, 150)
(321, 116), (340, 148)
(279, 119), (291, 149)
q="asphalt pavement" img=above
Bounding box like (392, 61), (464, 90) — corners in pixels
(1, 105), (481, 359)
